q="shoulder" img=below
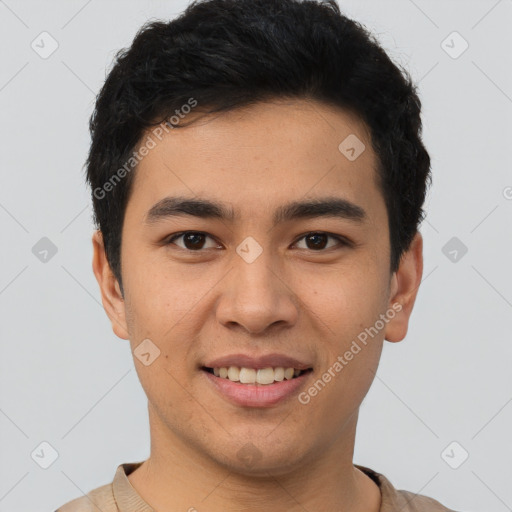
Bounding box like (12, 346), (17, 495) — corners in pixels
(355, 464), (458, 512)
(55, 482), (117, 512)
(393, 489), (458, 511)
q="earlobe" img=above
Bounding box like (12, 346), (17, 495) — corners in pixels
(91, 230), (130, 340)
(384, 232), (424, 343)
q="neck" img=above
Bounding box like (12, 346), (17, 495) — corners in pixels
(128, 406), (381, 512)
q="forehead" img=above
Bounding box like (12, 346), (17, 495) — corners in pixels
(127, 99), (383, 224)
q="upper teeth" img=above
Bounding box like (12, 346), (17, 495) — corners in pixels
(212, 366), (302, 385)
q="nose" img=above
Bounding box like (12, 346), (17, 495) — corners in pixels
(215, 248), (299, 335)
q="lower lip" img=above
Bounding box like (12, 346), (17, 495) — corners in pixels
(202, 369), (312, 408)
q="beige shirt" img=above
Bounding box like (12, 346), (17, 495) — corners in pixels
(56, 461), (456, 511)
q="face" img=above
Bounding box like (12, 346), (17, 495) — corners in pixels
(93, 99), (422, 477)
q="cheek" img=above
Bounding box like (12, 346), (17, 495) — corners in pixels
(123, 258), (191, 334)
(123, 260), (214, 378)
(305, 264), (388, 339)
(134, 357), (196, 429)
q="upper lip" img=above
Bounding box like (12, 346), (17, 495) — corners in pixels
(203, 353), (313, 371)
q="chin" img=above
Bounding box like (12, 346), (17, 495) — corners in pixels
(209, 438), (311, 478)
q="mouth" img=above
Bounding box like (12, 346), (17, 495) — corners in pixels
(201, 365), (314, 408)
(202, 366), (313, 385)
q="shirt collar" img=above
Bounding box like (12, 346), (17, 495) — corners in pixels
(113, 462), (154, 511)
(354, 464), (414, 511)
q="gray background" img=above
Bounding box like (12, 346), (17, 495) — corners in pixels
(1, 0), (511, 510)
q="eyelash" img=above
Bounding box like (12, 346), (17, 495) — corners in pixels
(165, 231), (351, 252)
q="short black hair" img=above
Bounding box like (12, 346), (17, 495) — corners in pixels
(86, 0), (431, 295)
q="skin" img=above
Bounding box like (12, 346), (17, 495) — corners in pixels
(92, 98), (423, 512)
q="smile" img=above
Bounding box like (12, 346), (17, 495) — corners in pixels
(204, 366), (311, 385)
(202, 366), (313, 407)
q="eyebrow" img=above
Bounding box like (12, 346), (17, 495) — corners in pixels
(144, 195), (367, 226)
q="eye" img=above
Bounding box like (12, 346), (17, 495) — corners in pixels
(166, 231), (220, 251)
(165, 231), (350, 252)
(293, 232), (349, 251)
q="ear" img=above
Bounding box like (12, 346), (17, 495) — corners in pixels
(91, 230), (130, 340)
(384, 231), (423, 343)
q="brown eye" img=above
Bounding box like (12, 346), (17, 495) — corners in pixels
(167, 231), (218, 251)
(165, 231), (349, 253)
(305, 233), (328, 250)
(294, 232), (348, 251)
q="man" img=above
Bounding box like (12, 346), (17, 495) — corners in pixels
(57, 0), (456, 510)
